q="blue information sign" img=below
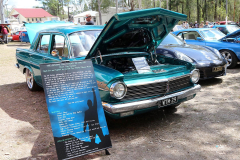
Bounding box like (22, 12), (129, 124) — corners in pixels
(40, 60), (112, 160)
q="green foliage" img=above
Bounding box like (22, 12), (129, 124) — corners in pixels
(88, 0), (114, 12)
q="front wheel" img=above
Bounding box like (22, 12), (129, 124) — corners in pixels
(220, 50), (237, 69)
(25, 69), (41, 91)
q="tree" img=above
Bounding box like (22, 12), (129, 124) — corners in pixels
(97, 0), (103, 25)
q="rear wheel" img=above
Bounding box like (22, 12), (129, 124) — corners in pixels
(25, 69), (41, 91)
(220, 50), (237, 69)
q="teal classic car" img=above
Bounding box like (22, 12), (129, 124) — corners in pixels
(16, 8), (201, 118)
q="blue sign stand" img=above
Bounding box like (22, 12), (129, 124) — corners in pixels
(40, 60), (112, 160)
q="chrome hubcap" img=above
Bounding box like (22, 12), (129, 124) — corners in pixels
(221, 51), (232, 67)
(26, 69), (33, 89)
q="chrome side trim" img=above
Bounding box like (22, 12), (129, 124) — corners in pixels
(102, 84), (201, 113)
(127, 74), (191, 87)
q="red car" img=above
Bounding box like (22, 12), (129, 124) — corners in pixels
(218, 21), (236, 25)
(11, 31), (23, 41)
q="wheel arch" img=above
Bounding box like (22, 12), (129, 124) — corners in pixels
(219, 49), (239, 61)
(23, 66), (33, 75)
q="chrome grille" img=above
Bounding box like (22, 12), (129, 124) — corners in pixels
(169, 76), (191, 92)
(123, 75), (191, 100)
(124, 81), (167, 100)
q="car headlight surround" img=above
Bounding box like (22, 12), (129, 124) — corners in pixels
(205, 46), (223, 59)
(190, 69), (200, 83)
(175, 51), (193, 63)
(110, 82), (127, 99)
(212, 48), (223, 59)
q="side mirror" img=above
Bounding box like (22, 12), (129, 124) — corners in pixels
(196, 37), (202, 41)
(51, 49), (59, 57)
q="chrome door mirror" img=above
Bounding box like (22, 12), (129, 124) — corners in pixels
(51, 49), (59, 57)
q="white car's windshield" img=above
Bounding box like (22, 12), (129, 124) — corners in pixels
(226, 25), (240, 33)
(200, 29), (225, 40)
(69, 30), (102, 57)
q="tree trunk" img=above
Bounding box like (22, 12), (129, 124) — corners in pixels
(159, 0), (161, 8)
(0, 0), (5, 24)
(166, 0), (169, 10)
(204, 0), (207, 21)
(197, 0), (200, 24)
(138, 0), (142, 9)
(182, 2), (184, 14)
(214, 0), (217, 21)
(98, 0), (103, 25)
(175, 0), (178, 12)
(116, 0), (118, 13)
(130, 0), (135, 11)
(233, 0), (236, 21)
(169, 0), (171, 10)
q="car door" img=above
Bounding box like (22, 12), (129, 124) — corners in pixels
(30, 34), (51, 85)
(12, 31), (19, 41)
(44, 34), (69, 64)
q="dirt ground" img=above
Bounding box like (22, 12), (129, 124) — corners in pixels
(1, 41), (240, 160)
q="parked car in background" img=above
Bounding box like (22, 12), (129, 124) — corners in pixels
(218, 21), (237, 25)
(173, 28), (240, 68)
(0, 24), (12, 43)
(11, 31), (23, 41)
(212, 25), (240, 35)
(19, 31), (29, 43)
(16, 8), (201, 119)
(157, 33), (227, 79)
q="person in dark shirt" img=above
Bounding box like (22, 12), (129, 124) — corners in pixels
(85, 14), (94, 25)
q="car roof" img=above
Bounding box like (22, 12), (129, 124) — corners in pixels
(39, 25), (104, 35)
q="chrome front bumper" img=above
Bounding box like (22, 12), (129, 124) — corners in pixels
(102, 84), (201, 114)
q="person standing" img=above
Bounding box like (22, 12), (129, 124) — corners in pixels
(203, 21), (210, 28)
(85, 14), (94, 25)
(185, 21), (189, 29)
(199, 21), (204, 28)
(182, 21), (186, 28)
(194, 21), (199, 28)
(1, 26), (8, 43)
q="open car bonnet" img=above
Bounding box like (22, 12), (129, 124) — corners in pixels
(220, 29), (240, 41)
(85, 8), (187, 59)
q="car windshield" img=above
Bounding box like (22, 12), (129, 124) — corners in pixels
(69, 30), (102, 57)
(159, 33), (184, 45)
(226, 25), (240, 33)
(200, 29), (226, 40)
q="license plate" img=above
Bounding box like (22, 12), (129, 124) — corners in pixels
(212, 66), (223, 72)
(158, 96), (178, 108)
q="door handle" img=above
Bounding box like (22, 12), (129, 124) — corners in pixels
(29, 54), (32, 56)
(43, 58), (48, 60)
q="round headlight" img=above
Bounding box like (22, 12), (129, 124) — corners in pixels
(191, 69), (200, 83)
(110, 82), (127, 99)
